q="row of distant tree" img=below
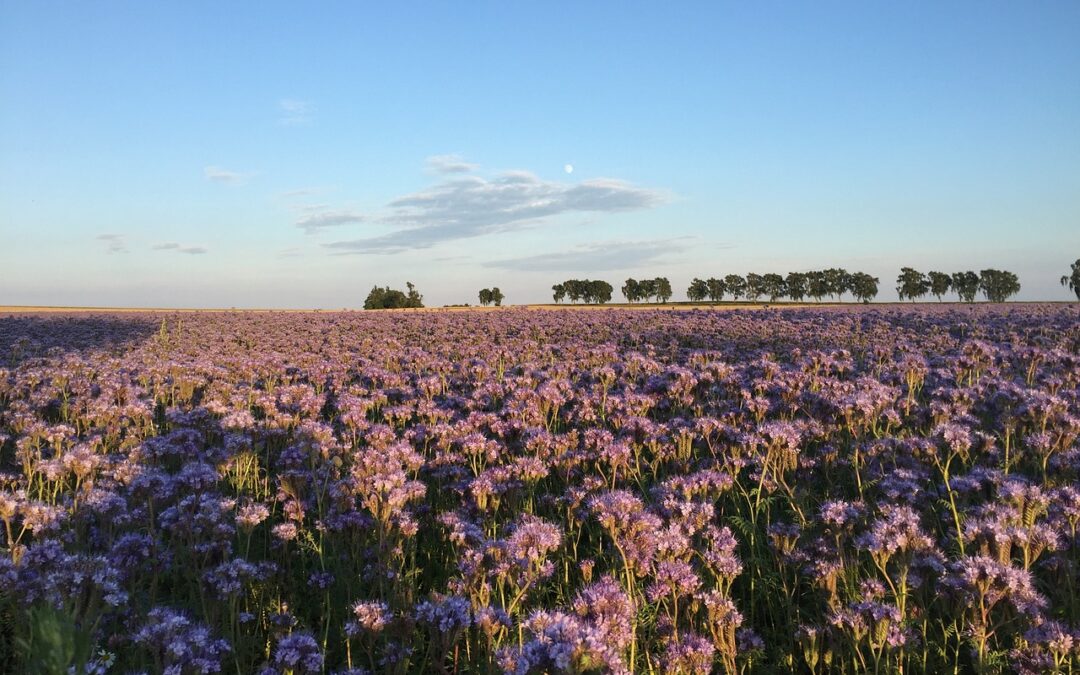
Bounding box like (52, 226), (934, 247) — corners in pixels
(550, 268), (1030, 304)
(551, 280), (614, 304)
(684, 270), (882, 303)
(366, 260), (1079, 308)
(896, 268), (1020, 303)
(621, 278), (674, 303)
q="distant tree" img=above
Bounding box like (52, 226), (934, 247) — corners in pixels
(590, 280), (614, 304)
(364, 282), (424, 309)
(850, 272), (880, 303)
(823, 268), (851, 301)
(552, 284), (566, 303)
(896, 268), (930, 302)
(927, 272), (952, 302)
(1061, 259), (1080, 300)
(785, 272), (808, 302)
(622, 278), (641, 303)
(479, 288), (493, 306)
(979, 269), (1020, 302)
(687, 278), (709, 303)
(724, 274), (746, 301)
(640, 278), (658, 302)
(951, 271), (980, 303)
(655, 278), (673, 303)
(762, 273), (787, 302)
(840, 269), (855, 300)
(490, 287), (504, 306)
(565, 280), (583, 303)
(744, 273), (764, 302)
(363, 286), (392, 310)
(807, 271), (829, 302)
(706, 277), (727, 303)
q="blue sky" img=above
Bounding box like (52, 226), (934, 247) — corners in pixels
(2, 2), (1078, 307)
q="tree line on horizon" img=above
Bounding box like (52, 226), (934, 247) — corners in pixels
(367, 259), (1078, 308)
(549, 267), (1031, 305)
(685, 270), (881, 303)
(896, 268), (1021, 303)
(551, 279), (614, 304)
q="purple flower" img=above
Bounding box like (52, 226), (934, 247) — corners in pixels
(347, 600), (392, 636)
(236, 502), (270, 530)
(660, 633), (715, 675)
(271, 632), (323, 674)
(415, 594), (472, 634)
(504, 516), (562, 569)
(133, 607), (231, 673)
(647, 560), (701, 603)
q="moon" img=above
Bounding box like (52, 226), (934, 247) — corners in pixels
(564, 164), (574, 174)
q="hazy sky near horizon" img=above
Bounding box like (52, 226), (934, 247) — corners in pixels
(2, 2), (1079, 307)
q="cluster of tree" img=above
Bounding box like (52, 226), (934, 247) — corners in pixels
(363, 282), (424, 309)
(1062, 259), (1080, 301)
(477, 288), (504, 306)
(551, 279), (614, 304)
(896, 268), (1021, 303)
(620, 277), (673, 303)
(685, 269), (881, 303)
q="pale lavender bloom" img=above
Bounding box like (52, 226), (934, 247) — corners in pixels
(820, 499), (864, 530)
(589, 490), (661, 575)
(236, 502), (270, 530)
(347, 600), (392, 636)
(271, 632), (323, 674)
(504, 516), (562, 568)
(415, 594), (472, 634)
(203, 558), (274, 599)
(944, 555), (1047, 617)
(856, 505), (933, 561)
(571, 576), (635, 649)
(647, 559), (701, 603)
(661, 633), (715, 675)
(503, 610), (631, 675)
(133, 607), (231, 674)
(702, 525), (743, 579)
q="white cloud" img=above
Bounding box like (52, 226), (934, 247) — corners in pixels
(324, 165), (668, 254)
(279, 99), (315, 125)
(295, 209), (367, 234)
(280, 186), (331, 198)
(203, 166), (249, 185)
(425, 154), (478, 174)
(485, 239), (692, 272)
(153, 242), (208, 255)
(97, 233), (127, 254)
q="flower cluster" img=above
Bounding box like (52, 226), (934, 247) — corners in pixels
(0, 304), (1078, 673)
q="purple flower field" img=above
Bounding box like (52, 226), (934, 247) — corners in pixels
(1, 305), (1079, 674)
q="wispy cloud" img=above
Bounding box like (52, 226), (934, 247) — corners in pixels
(485, 239), (691, 272)
(277, 247), (303, 258)
(295, 209), (367, 234)
(97, 233), (127, 254)
(153, 242), (208, 255)
(324, 167), (668, 254)
(279, 99), (315, 126)
(425, 154), (478, 174)
(203, 166), (249, 185)
(280, 186), (332, 198)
